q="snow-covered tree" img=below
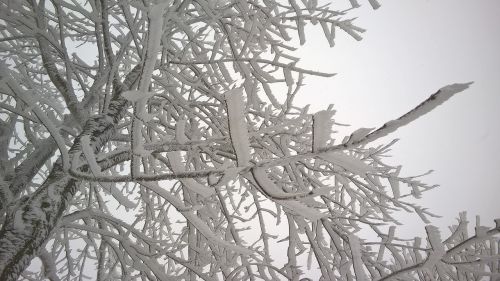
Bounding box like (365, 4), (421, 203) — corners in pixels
(0, 0), (498, 280)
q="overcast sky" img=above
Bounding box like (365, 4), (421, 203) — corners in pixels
(293, 0), (500, 238)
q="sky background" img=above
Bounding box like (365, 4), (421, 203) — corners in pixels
(293, 0), (500, 238)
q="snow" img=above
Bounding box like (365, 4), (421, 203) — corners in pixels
(130, 2), (167, 176)
(368, 0), (381, 9)
(167, 151), (215, 198)
(0, 72), (71, 171)
(121, 90), (155, 102)
(423, 225), (445, 270)
(345, 127), (374, 144)
(105, 183), (137, 209)
(182, 211), (254, 255)
(283, 67), (294, 88)
(13, 210), (26, 232)
(348, 234), (369, 281)
(278, 200), (326, 221)
(81, 135), (101, 176)
(388, 166), (402, 198)
(312, 110), (335, 152)
(212, 161), (242, 187)
(175, 119), (189, 144)
(224, 88), (252, 167)
(320, 152), (376, 175)
(251, 167), (325, 220)
(1, 0), (492, 279)
(251, 167), (309, 200)
(357, 83), (473, 145)
(139, 182), (251, 255)
(349, 0), (360, 8)
(82, 135), (137, 209)
(0, 179), (13, 203)
(39, 250), (61, 281)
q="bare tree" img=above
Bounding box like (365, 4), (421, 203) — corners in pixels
(0, 0), (498, 280)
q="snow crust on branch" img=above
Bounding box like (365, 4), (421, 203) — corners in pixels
(139, 182), (252, 255)
(224, 87), (252, 167)
(423, 225), (446, 270)
(251, 167), (326, 220)
(354, 83), (473, 146)
(1, 0), (495, 280)
(121, 90), (155, 102)
(167, 151), (215, 198)
(313, 110), (335, 152)
(348, 234), (369, 281)
(320, 152), (376, 175)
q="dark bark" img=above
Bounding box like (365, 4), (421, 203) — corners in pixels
(0, 65), (141, 281)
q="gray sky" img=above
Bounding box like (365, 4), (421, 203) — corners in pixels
(294, 0), (500, 237)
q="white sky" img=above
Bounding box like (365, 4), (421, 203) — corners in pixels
(294, 0), (500, 238)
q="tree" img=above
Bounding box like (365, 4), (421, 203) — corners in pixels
(0, 0), (498, 280)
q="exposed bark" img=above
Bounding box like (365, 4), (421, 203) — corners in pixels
(0, 65), (141, 281)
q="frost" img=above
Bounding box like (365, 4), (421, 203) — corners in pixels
(368, 0), (381, 9)
(278, 200), (326, 221)
(423, 225), (446, 270)
(13, 210), (26, 232)
(252, 167), (309, 199)
(213, 161), (242, 187)
(104, 183), (137, 209)
(356, 82), (473, 145)
(168, 151), (215, 198)
(252, 167), (325, 220)
(0, 0), (490, 280)
(345, 127), (374, 144)
(175, 119), (189, 144)
(81, 135), (101, 176)
(348, 235), (369, 281)
(320, 152), (376, 175)
(313, 110), (335, 152)
(225, 88), (252, 166)
(121, 90), (155, 102)
(182, 211), (254, 255)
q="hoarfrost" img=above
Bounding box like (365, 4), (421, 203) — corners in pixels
(313, 110), (335, 152)
(225, 88), (252, 167)
(320, 152), (376, 175)
(168, 151), (215, 198)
